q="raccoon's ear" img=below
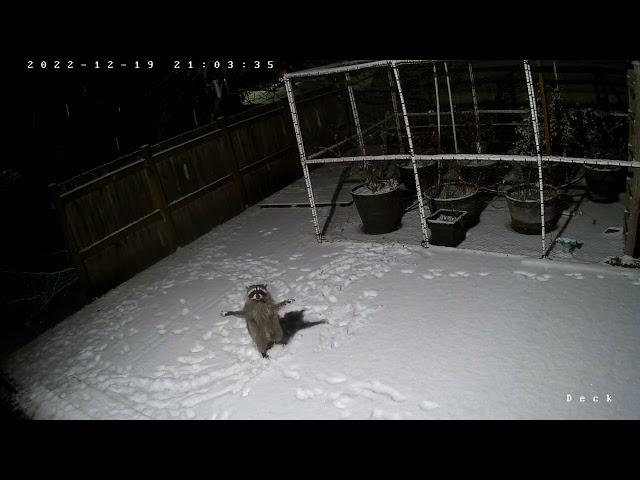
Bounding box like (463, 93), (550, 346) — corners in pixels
(260, 284), (267, 289)
(246, 285), (252, 292)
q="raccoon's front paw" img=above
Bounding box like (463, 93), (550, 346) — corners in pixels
(220, 310), (229, 317)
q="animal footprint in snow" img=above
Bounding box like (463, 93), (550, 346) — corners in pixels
(419, 400), (439, 411)
(351, 381), (407, 402)
(370, 409), (403, 420)
(332, 396), (351, 409)
(534, 273), (552, 282)
(325, 375), (347, 385)
(363, 290), (378, 298)
(513, 270), (536, 279)
(282, 369), (301, 380)
(455, 271), (470, 277)
(422, 274), (434, 279)
(565, 272), (584, 280)
(296, 388), (320, 400)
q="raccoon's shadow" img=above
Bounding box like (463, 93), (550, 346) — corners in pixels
(277, 309), (327, 345)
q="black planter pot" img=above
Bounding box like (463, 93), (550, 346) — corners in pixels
(398, 161), (438, 192)
(520, 163), (580, 189)
(505, 183), (559, 234)
(352, 184), (404, 234)
(427, 209), (468, 247)
(585, 166), (626, 203)
(459, 160), (507, 187)
(424, 182), (482, 228)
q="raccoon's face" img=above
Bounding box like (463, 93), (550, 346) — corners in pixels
(246, 284), (268, 302)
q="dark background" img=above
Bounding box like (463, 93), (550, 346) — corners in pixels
(1, 56), (334, 358)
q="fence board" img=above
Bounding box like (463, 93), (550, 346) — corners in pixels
(51, 89), (348, 296)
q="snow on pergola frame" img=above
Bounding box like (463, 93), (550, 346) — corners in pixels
(283, 60), (639, 258)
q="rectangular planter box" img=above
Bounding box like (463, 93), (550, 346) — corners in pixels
(427, 209), (468, 247)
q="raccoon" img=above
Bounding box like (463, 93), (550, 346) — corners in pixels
(221, 284), (295, 358)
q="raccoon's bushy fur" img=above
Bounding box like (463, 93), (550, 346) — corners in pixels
(221, 284), (294, 358)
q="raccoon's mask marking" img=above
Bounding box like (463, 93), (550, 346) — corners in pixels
(247, 284), (268, 302)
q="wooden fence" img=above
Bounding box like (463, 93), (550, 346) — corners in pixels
(50, 88), (350, 296)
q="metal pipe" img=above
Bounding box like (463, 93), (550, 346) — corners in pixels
(523, 60), (547, 259)
(392, 62), (429, 247)
(303, 153), (639, 167)
(284, 60), (434, 79)
(284, 76), (322, 242)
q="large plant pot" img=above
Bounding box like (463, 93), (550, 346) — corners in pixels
(505, 183), (559, 234)
(397, 161), (438, 192)
(459, 159), (507, 187)
(520, 163), (580, 189)
(585, 166), (626, 203)
(427, 209), (467, 247)
(352, 184), (404, 234)
(424, 182), (482, 228)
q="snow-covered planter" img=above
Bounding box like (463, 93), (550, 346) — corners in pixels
(351, 180), (404, 234)
(396, 160), (437, 192)
(505, 183), (559, 234)
(585, 165), (626, 203)
(426, 209), (467, 247)
(424, 182), (481, 228)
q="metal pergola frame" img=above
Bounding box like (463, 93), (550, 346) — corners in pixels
(284, 59), (639, 258)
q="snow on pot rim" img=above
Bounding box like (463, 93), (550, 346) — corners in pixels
(505, 183), (559, 203)
(352, 182), (400, 196)
(424, 181), (479, 202)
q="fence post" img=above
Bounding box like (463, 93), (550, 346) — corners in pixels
(624, 62), (640, 257)
(141, 145), (179, 250)
(49, 183), (92, 295)
(218, 116), (248, 209)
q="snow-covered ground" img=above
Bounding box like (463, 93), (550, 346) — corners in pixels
(3, 165), (639, 419)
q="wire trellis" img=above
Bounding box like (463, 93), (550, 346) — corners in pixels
(284, 60), (637, 258)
